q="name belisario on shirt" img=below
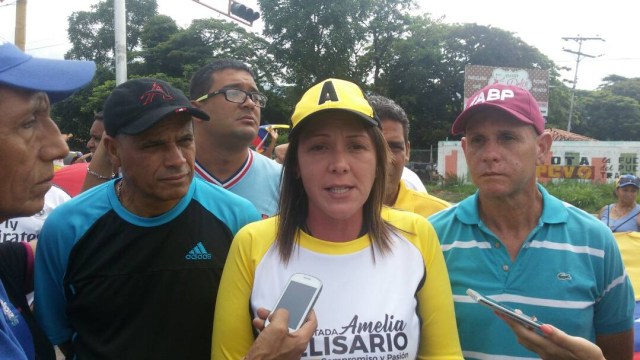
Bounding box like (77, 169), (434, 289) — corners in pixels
(185, 242), (212, 260)
(303, 313), (410, 358)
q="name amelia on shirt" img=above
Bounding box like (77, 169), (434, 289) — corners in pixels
(304, 314), (409, 358)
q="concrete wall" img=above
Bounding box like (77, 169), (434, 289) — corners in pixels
(438, 141), (640, 183)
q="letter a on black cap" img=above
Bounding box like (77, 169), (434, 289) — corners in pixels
(140, 82), (174, 106)
(318, 81), (339, 105)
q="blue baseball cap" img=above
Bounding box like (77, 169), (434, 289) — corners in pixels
(617, 174), (640, 189)
(0, 41), (96, 103)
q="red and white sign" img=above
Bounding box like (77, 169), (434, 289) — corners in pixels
(464, 65), (550, 116)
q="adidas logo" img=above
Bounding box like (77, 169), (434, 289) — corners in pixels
(185, 242), (212, 260)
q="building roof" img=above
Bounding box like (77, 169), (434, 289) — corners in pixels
(544, 128), (596, 141)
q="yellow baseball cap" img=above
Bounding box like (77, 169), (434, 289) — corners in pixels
(290, 78), (380, 136)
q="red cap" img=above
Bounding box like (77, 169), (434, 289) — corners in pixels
(451, 84), (545, 135)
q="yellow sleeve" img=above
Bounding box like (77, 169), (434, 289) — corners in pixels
(212, 218), (277, 359)
(415, 218), (463, 359)
(393, 182), (451, 218)
(413, 193), (451, 218)
(614, 231), (640, 300)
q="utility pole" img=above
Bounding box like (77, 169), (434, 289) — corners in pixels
(1, 0), (28, 50)
(114, 0), (127, 85)
(562, 36), (604, 132)
(14, 0), (26, 50)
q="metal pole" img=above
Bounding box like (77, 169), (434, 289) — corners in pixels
(14, 0), (26, 50)
(114, 0), (127, 85)
(566, 42), (582, 133)
(562, 36), (604, 133)
(429, 144), (433, 163)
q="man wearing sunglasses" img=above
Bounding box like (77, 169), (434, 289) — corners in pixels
(189, 60), (282, 219)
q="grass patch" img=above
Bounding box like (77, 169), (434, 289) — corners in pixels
(543, 181), (614, 214)
(426, 178), (618, 215)
(427, 183), (477, 204)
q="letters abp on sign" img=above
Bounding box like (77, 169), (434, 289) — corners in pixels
(469, 88), (515, 107)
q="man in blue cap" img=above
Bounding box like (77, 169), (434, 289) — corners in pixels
(0, 40), (95, 360)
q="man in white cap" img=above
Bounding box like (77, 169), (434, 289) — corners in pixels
(0, 40), (95, 360)
(429, 83), (634, 359)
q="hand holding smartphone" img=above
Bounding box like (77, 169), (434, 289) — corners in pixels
(466, 288), (543, 332)
(266, 273), (322, 332)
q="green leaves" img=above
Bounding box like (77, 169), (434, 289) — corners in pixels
(66, 0), (158, 68)
(55, 0), (640, 150)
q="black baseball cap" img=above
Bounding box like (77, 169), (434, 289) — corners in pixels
(103, 78), (209, 136)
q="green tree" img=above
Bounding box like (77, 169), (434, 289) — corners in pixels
(134, 15), (180, 76)
(575, 91), (640, 140)
(382, 20), (558, 148)
(545, 80), (573, 130)
(600, 75), (631, 87)
(61, 0), (638, 150)
(56, 0), (159, 146)
(601, 76), (640, 103)
(380, 16), (455, 148)
(138, 18), (277, 83)
(443, 24), (554, 70)
(260, 0), (415, 97)
(135, 17), (286, 123)
(354, 0), (416, 90)
(65, 0), (158, 68)
(260, 0), (365, 90)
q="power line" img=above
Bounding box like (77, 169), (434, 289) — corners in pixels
(27, 42), (68, 51)
(562, 35), (605, 132)
(556, 57), (640, 63)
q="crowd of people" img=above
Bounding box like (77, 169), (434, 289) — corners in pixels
(0, 38), (635, 360)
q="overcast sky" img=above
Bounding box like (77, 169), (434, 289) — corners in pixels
(1, 0), (636, 90)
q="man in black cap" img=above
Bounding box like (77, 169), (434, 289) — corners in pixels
(0, 40), (95, 360)
(34, 78), (268, 359)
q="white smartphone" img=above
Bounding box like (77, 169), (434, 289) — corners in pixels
(466, 288), (543, 332)
(266, 273), (323, 332)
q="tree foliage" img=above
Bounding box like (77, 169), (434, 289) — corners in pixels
(382, 20), (560, 147)
(66, 0), (158, 68)
(136, 17), (279, 86)
(53, 0), (640, 151)
(574, 89), (640, 140)
(601, 76), (640, 103)
(260, 0), (415, 95)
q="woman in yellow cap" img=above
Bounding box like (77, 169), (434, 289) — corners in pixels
(212, 79), (462, 359)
